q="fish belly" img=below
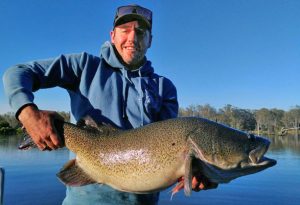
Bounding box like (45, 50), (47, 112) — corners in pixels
(77, 150), (185, 193)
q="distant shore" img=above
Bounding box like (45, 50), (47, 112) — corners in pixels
(1, 104), (300, 136)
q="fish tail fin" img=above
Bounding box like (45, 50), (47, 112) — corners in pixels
(18, 130), (37, 150)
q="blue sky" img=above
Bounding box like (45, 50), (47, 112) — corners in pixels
(0, 0), (299, 114)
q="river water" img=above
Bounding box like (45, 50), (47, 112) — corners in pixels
(0, 134), (299, 205)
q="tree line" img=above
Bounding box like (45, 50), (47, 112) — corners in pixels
(1, 105), (300, 135)
(179, 104), (300, 135)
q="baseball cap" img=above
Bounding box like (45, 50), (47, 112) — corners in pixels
(113, 5), (152, 31)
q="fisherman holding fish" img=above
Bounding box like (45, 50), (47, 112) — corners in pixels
(3, 4), (218, 205)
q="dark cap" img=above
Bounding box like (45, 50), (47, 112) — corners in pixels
(113, 5), (152, 31)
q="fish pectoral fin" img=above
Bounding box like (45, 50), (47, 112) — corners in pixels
(184, 150), (193, 196)
(56, 159), (96, 186)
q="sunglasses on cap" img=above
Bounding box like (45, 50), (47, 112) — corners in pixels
(114, 5), (152, 29)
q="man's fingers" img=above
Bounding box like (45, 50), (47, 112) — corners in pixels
(33, 133), (58, 151)
(44, 135), (58, 150)
(192, 176), (201, 192)
(198, 177), (218, 190)
(49, 115), (64, 148)
(50, 132), (62, 148)
(199, 182), (205, 190)
(192, 174), (219, 192)
(36, 140), (48, 151)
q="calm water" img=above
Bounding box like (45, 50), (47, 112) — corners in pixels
(0, 134), (299, 205)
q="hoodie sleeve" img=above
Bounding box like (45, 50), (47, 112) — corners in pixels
(158, 78), (179, 120)
(2, 52), (97, 115)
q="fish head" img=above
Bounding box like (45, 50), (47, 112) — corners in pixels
(190, 120), (277, 183)
(244, 133), (271, 165)
(231, 132), (277, 173)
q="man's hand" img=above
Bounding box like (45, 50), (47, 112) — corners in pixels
(172, 174), (218, 197)
(192, 173), (218, 191)
(18, 105), (64, 151)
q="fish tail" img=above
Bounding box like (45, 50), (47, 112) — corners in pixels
(18, 131), (37, 150)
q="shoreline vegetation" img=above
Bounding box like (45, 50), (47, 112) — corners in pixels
(1, 104), (300, 136)
(178, 104), (300, 136)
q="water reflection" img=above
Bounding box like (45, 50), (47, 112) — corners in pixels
(0, 135), (69, 205)
(267, 134), (300, 154)
(0, 135), (20, 151)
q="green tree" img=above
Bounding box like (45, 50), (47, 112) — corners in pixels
(185, 105), (197, 117)
(218, 104), (234, 126)
(234, 109), (256, 131)
(0, 119), (16, 135)
(196, 104), (217, 121)
(270, 108), (285, 132)
(283, 106), (300, 129)
(0, 112), (20, 128)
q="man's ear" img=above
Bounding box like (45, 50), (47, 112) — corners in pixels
(110, 30), (115, 44)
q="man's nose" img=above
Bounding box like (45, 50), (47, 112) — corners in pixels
(127, 30), (138, 43)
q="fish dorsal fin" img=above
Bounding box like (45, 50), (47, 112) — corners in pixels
(77, 115), (99, 129)
(56, 159), (96, 186)
(77, 115), (120, 136)
(98, 122), (120, 136)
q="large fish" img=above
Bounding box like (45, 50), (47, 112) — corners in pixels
(20, 117), (276, 196)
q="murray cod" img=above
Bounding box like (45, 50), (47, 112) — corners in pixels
(20, 117), (276, 196)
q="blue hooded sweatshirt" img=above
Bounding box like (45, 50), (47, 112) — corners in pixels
(3, 41), (178, 205)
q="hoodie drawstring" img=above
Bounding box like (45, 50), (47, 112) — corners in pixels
(121, 68), (128, 119)
(138, 69), (144, 127)
(121, 67), (144, 127)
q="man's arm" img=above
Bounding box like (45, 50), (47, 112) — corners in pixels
(2, 53), (88, 113)
(2, 53), (96, 150)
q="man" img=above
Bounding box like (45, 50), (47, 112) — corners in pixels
(3, 5), (216, 205)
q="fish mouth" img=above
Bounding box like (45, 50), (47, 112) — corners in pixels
(253, 156), (277, 167)
(239, 156), (277, 170)
(248, 137), (270, 164)
(244, 138), (276, 168)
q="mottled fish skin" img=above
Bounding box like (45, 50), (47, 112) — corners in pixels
(62, 119), (188, 193)
(57, 117), (276, 194)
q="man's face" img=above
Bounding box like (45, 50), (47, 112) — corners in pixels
(110, 20), (152, 68)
